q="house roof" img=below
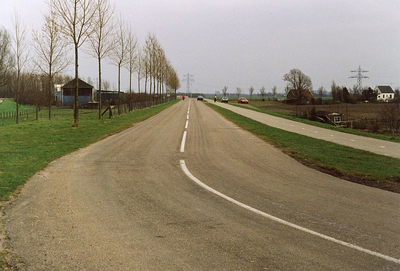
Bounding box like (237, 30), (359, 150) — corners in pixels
(286, 89), (314, 100)
(375, 86), (394, 94)
(63, 78), (94, 89)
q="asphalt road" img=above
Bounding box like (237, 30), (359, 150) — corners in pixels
(207, 99), (400, 159)
(4, 99), (400, 270)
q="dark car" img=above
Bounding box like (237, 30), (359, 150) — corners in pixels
(238, 97), (248, 104)
(221, 97), (229, 103)
(197, 95), (204, 101)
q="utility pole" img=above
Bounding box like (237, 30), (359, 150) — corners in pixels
(182, 73), (194, 98)
(349, 65), (368, 92)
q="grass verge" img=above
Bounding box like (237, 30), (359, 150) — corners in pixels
(207, 103), (400, 193)
(0, 100), (178, 201)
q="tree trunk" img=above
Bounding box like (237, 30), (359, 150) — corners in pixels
(118, 63), (121, 115)
(48, 60), (53, 120)
(98, 57), (102, 119)
(137, 73), (140, 94)
(49, 73), (52, 120)
(16, 70), (20, 124)
(73, 45), (79, 127)
(129, 71), (132, 111)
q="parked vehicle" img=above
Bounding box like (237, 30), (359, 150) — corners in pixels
(197, 95), (204, 101)
(221, 97), (229, 103)
(238, 97), (248, 104)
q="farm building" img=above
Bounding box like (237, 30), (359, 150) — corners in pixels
(94, 90), (124, 105)
(375, 86), (394, 102)
(56, 78), (94, 106)
(286, 89), (314, 104)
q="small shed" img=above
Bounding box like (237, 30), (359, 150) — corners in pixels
(316, 111), (343, 126)
(59, 78), (94, 106)
(375, 86), (394, 102)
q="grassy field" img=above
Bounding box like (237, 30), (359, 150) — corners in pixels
(0, 99), (39, 126)
(207, 103), (400, 193)
(0, 99), (35, 113)
(0, 100), (178, 200)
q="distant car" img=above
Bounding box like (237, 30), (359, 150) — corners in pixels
(197, 95), (204, 101)
(238, 97), (248, 104)
(221, 97), (229, 103)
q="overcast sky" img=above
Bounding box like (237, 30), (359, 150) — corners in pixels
(1, 0), (399, 94)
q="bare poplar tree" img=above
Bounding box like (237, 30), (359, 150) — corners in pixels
(142, 45), (150, 97)
(272, 85), (277, 100)
(222, 85), (228, 96)
(249, 86), (254, 100)
(102, 80), (110, 90)
(318, 86), (326, 99)
(166, 66), (179, 98)
(125, 27), (138, 110)
(87, 0), (114, 119)
(144, 34), (154, 98)
(135, 47), (143, 94)
(110, 15), (129, 115)
(12, 11), (30, 124)
(260, 86), (266, 100)
(155, 45), (166, 99)
(150, 35), (158, 98)
(236, 87), (242, 98)
(0, 27), (14, 88)
(33, 7), (70, 119)
(331, 80), (338, 101)
(51, 0), (96, 126)
(101, 80), (110, 90)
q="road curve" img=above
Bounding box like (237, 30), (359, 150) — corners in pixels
(4, 99), (400, 270)
(207, 99), (400, 159)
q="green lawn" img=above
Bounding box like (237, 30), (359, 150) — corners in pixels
(207, 103), (400, 193)
(0, 98), (35, 113)
(0, 100), (178, 200)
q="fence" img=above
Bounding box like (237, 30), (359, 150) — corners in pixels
(1, 97), (175, 126)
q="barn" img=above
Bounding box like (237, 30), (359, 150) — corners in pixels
(57, 78), (94, 106)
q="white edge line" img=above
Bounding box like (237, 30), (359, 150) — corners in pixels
(179, 160), (400, 265)
(180, 132), (187, 153)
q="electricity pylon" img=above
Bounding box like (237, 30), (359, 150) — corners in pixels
(182, 73), (194, 97)
(349, 65), (369, 91)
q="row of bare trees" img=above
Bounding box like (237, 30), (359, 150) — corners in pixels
(49, 0), (180, 125)
(221, 85), (278, 100)
(0, 0), (180, 126)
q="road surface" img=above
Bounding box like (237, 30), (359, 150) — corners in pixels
(207, 99), (400, 159)
(4, 99), (400, 270)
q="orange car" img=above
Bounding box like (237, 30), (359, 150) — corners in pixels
(238, 97), (248, 104)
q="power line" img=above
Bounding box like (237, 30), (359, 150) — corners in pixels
(349, 65), (369, 91)
(182, 73), (194, 97)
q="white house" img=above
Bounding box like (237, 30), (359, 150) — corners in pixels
(375, 86), (395, 102)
